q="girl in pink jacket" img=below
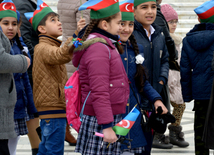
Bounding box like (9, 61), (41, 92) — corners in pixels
(72, 0), (130, 155)
(161, 4), (189, 148)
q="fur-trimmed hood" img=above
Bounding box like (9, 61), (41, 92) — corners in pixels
(72, 33), (116, 67)
(170, 33), (182, 46)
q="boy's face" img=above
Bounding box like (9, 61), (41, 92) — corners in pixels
(39, 15), (62, 38)
(119, 21), (134, 42)
(0, 17), (17, 40)
(134, 2), (157, 28)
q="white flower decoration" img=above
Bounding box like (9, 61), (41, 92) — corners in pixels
(135, 54), (144, 64)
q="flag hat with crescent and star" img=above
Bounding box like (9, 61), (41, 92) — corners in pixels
(120, 0), (134, 21)
(134, 0), (156, 7)
(0, 0), (17, 19)
(113, 106), (140, 136)
(194, 0), (214, 23)
(24, 0), (54, 31)
(78, 0), (120, 19)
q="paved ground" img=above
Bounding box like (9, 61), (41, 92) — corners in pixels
(17, 101), (211, 155)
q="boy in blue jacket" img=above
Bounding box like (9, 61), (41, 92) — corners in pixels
(180, 1), (214, 155)
(133, 0), (171, 151)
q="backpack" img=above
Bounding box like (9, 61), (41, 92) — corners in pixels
(65, 37), (111, 133)
(65, 70), (91, 133)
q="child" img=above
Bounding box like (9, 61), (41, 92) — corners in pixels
(24, 0), (77, 154)
(0, 0), (30, 154)
(1, 10), (39, 155)
(133, 0), (171, 150)
(118, 0), (168, 154)
(180, 1), (214, 154)
(161, 4), (189, 148)
(72, 0), (130, 154)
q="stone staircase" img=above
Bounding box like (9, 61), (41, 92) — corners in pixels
(45, 0), (208, 37)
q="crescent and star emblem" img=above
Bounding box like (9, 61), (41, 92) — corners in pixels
(2, 3), (7, 10)
(125, 4), (130, 12)
(119, 120), (130, 129)
(41, 3), (47, 8)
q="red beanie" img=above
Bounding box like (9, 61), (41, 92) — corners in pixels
(161, 4), (178, 22)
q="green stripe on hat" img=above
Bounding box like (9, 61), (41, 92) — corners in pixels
(134, 0), (156, 7)
(121, 12), (134, 21)
(200, 15), (214, 24)
(32, 7), (53, 31)
(90, 2), (120, 19)
(0, 10), (17, 19)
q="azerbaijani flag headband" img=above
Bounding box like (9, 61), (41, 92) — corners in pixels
(78, 0), (120, 19)
(194, 0), (214, 24)
(24, 0), (54, 31)
(0, 0), (17, 19)
(119, 0), (134, 21)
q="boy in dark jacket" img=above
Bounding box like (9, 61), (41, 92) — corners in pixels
(180, 1), (214, 154)
(133, 0), (171, 151)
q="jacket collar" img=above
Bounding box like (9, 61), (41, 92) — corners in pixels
(38, 34), (62, 47)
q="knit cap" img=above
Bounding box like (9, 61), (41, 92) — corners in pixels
(24, 0), (54, 31)
(0, 0), (17, 19)
(120, 0), (134, 21)
(134, 0), (156, 7)
(161, 4), (178, 22)
(194, 0), (214, 23)
(78, 0), (120, 19)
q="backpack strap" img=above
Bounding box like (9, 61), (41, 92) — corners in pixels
(80, 91), (91, 121)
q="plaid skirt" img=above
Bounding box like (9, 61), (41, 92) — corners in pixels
(14, 111), (35, 136)
(75, 114), (122, 155)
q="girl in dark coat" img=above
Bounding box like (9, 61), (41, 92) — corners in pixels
(118, 0), (167, 154)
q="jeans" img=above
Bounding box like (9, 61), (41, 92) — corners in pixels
(37, 118), (66, 155)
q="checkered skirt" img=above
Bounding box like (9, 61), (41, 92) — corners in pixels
(75, 114), (122, 155)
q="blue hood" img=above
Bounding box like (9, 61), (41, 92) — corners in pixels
(186, 23), (214, 51)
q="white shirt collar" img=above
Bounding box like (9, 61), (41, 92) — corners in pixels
(144, 25), (155, 41)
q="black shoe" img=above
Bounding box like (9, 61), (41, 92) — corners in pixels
(168, 125), (189, 147)
(152, 133), (173, 149)
(32, 148), (39, 155)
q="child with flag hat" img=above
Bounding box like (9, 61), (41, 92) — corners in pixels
(72, 0), (130, 154)
(24, 0), (85, 154)
(0, 0), (30, 154)
(180, 0), (214, 154)
(118, 0), (167, 154)
(132, 0), (171, 151)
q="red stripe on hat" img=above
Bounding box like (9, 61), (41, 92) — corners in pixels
(198, 6), (214, 19)
(33, 2), (48, 17)
(115, 120), (135, 129)
(120, 3), (134, 12)
(29, 17), (33, 24)
(87, 0), (118, 11)
(0, 2), (16, 11)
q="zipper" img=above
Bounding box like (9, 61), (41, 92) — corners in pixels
(150, 42), (153, 86)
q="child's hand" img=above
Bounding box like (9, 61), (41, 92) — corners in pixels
(77, 18), (86, 33)
(17, 28), (21, 37)
(103, 127), (118, 143)
(154, 100), (168, 114)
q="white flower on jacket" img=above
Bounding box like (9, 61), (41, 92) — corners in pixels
(135, 54), (144, 64)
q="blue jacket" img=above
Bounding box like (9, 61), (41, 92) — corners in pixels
(120, 41), (162, 150)
(133, 20), (169, 94)
(11, 40), (37, 119)
(181, 23), (214, 102)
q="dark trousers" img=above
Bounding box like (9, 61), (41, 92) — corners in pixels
(0, 139), (10, 155)
(194, 100), (209, 155)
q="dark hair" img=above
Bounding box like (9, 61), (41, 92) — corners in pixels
(81, 12), (124, 54)
(36, 12), (58, 34)
(129, 34), (147, 93)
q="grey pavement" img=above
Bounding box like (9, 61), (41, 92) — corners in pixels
(17, 101), (211, 155)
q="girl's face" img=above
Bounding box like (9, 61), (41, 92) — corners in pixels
(119, 21), (134, 42)
(167, 19), (178, 33)
(105, 12), (122, 35)
(134, 1), (157, 28)
(0, 17), (17, 40)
